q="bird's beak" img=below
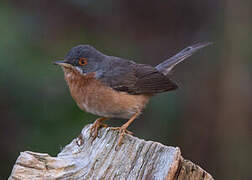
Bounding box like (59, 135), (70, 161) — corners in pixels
(53, 60), (72, 68)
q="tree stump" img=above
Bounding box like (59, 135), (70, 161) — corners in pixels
(9, 124), (213, 180)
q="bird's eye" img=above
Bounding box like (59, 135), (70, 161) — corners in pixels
(78, 58), (87, 66)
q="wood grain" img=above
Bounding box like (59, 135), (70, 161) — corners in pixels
(9, 124), (213, 180)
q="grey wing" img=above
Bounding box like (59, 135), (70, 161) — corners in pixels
(99, 58), (178, 95)
(128, 64), (178, 94)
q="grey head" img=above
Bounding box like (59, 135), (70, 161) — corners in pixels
(54, 45), (109, 75)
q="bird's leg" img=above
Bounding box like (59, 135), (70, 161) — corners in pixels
(90, 117), (108, 138)
(111, 112), (140, 146)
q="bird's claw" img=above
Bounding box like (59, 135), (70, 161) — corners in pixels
(90, 119), (108, 138)
(111, 126), (133, 146)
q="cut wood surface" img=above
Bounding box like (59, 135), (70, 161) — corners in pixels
(9, 124), (214, 180)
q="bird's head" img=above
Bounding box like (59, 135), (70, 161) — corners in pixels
(54, 45), (107, 76)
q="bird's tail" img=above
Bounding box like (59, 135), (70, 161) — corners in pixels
(155, 42), (212, 76)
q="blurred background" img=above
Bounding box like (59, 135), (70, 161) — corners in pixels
(1, 0), (251, 179)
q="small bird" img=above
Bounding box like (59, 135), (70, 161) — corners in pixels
(54, 42), (210, 145)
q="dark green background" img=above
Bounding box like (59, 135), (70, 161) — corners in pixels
(1, 0), (252, 179)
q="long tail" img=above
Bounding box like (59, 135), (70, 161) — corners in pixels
(155, 42), (212, 75)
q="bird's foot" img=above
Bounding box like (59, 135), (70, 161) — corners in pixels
(90, 117), (108, 138)
(111, 125), (133, 146)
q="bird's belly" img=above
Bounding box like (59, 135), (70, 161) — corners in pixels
(68, 77), (151, 119)
(80, 87), (151, 119)
(81, 94), (150, 119)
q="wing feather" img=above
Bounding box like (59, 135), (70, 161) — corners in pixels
(99, 58), (178, 95)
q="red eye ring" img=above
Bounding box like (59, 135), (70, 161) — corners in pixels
(78, 58), (87, 66)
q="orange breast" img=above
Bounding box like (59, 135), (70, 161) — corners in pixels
(63, 68), (151, 119)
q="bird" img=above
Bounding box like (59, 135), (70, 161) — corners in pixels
(54, 42), (211, 145)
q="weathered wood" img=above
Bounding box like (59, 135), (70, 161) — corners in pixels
(9, 124), (213, 180)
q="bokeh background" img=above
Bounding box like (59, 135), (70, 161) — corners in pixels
(1, 0), (252, 179)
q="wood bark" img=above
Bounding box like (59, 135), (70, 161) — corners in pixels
(9, 124), (213, 180)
